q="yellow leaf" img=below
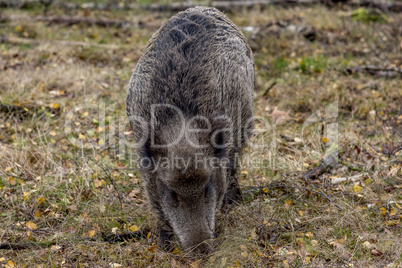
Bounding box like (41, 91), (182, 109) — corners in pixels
(15, 25), (23, 32)
(146, 232), (151, 239)
(88, 230), (96, 237)
(148, 245), (157, 253)
(321, 137), (329, 143)
(305, 232), (313, 238)
(5, 260), (16, 268)
(285, 199), (293, 206)
(241, 170), (248, 175)
(352, 184), (363, 193)
(50, 245), (62, 251)
(109, 264), (122, 268)
(49, 131), (56, 136)
(8, 177), (16, 186)
(172, 246), (179, 254)
(50, 103), (59, 109)
(35, 211), (41, 218)
(37, 197), (45, 204)
(390, 208), (397, 216)
(296, 237), (304, 245)
(262, 187), (268, 193)
(298, 210), (304, 216)
(23, 192), (29, 200)
(129, 225), (139, 232)
(26, 221), (38, 231)
(94, 179), (105, 188)
(380, 207), (387, 216)
(0, 257), (5, 262)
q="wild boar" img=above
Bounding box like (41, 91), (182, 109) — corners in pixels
(126, 6), (254, 253)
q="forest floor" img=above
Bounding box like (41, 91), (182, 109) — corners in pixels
(0, 2), (401, 267)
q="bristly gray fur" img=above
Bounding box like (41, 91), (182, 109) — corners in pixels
(126, 6), (254, 253)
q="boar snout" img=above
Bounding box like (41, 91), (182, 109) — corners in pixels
(181, 229), (214, 254)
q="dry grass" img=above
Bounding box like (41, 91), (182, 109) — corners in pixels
(0, 3), (401, 268)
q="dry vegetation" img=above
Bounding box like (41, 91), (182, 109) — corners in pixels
(0, 1), (401, 267)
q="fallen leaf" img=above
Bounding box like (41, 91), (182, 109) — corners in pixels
(270, 107), (291, 124)
(380, 207), (387, 216)
(109, 263), (122, 268)
(8, 177), (16, 186)
(5, 260), (15, 268)
(148, 245), (157, 253)
(129, 225), (139, 232)
(88, 230), (96, 237)
(352, 184), (363, 193)
(371, 249), (383, 256)
(26, 221), (38, 231)
(50, 245), (62, 251)
(363, 241), (373, 249)
(50, 103), (59, 109)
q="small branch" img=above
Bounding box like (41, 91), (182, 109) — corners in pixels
(99, 166), (124, 206)
(242, 185), (272, 201)
(338, 160), (365, 172)
(0, 35), (121, 49)
(66, 253), (75, 268)
(344, 65), (402, 79)
(242, 181), (344, 210)
(101, 228), (150, 243)
(0, 241), (57, 250)
(386, 197), (394, 220)
(262, 81), (277, 97)
(35, 15), (130, 28)
(302, 149), (339, 180)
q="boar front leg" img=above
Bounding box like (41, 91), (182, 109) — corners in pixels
(158, 224), (174, 252)
(222, 165), (242, 212)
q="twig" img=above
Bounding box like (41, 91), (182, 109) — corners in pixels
(66, 253), (75, 268)
(0, 241), (57, 250)
(262, 81), (277, 97)
(315, 188), (343, 210)
(302, 149), (339, 180)
(242, 181), (344, 210)
(99, 165), (124, 206)
(344, 65), (402, 78)
(277, 182), (344, 210)
(386, 197), (394, 220)
(6, 173), (31, 181)
(101, 228), (150, 243)
(392, 146), (402, 155)
(0, 35), (121, 49)
(338, 160), (365, 172)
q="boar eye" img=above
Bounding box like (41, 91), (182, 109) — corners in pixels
(170, 190), (179, 204)
(204, 183), (212, 199)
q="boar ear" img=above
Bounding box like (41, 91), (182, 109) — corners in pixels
(210, 117), (227, 158)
